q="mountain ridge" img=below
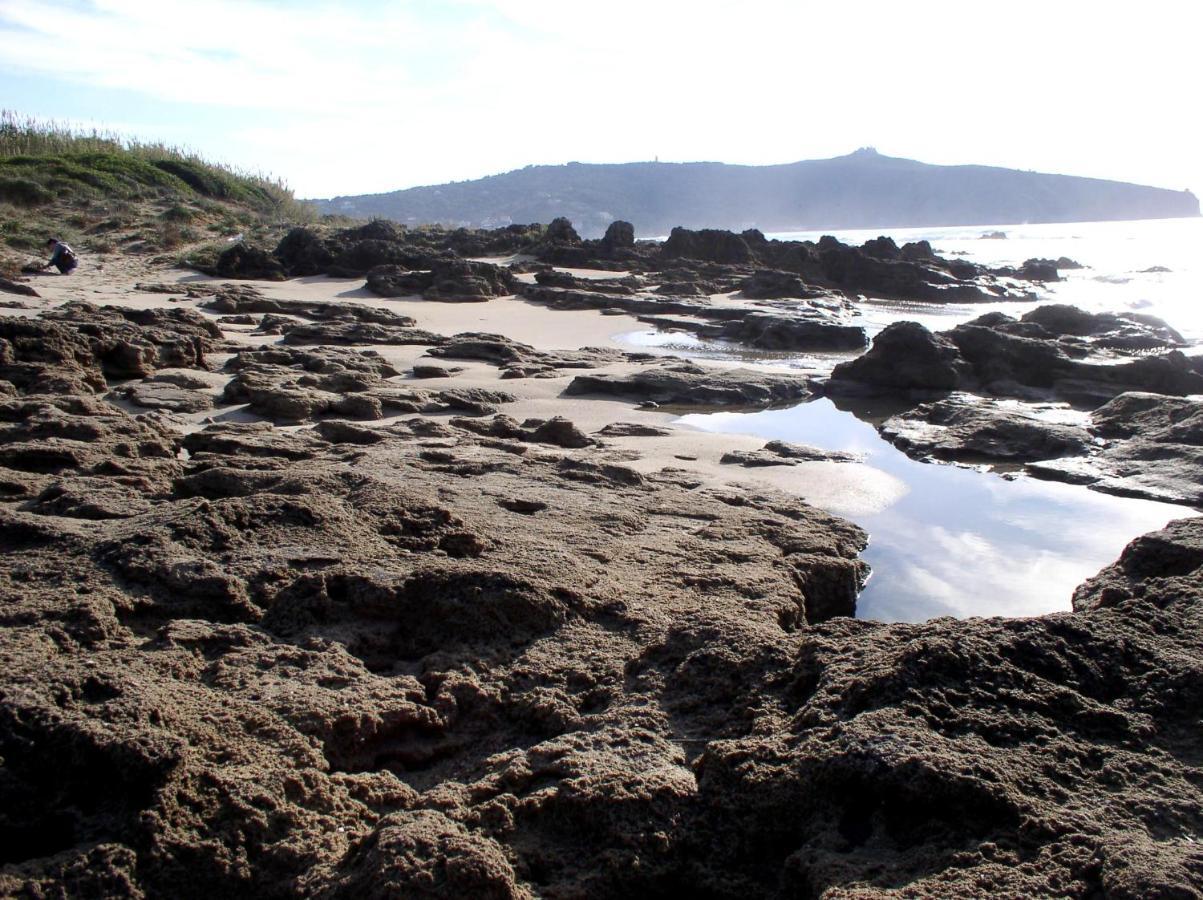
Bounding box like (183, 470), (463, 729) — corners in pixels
(309, 149), (1200, 239)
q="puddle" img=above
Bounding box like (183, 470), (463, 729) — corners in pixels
(678, 398), (1193, 622)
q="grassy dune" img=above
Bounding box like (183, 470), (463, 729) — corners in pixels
(0, 111), (314, 268)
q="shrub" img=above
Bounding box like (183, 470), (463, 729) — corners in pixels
(0, 175), (54, 206)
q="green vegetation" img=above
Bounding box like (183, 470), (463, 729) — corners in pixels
(0, 111), (316, 263)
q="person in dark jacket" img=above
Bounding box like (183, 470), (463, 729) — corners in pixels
(43, 238), (78, 274)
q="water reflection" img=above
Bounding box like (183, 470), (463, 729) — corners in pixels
(678, 398), (1193, 622)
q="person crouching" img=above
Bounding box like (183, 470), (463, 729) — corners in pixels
(43, 238), (79, 274)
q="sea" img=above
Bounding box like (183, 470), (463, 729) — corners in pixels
(622, 216), (1203, 622)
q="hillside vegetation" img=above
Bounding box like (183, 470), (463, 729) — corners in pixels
(0, 111), (315, 270)
(313, 148), (1201, 238)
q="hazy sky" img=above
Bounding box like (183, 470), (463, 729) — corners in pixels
(1, 0), (1199, 200)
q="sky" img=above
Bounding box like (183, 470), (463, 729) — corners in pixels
(0, 0), (1199, 200)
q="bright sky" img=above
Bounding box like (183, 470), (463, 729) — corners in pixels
(1, 0), (1199, 200)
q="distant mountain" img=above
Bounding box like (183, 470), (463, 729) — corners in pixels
(309, 149), (1200, 238)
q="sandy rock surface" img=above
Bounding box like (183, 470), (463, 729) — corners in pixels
(2, 253), (1201, 898)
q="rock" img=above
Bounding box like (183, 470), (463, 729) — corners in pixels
(545, 217), (581, 244)
(721, 312), (867, 352)
(721, 440), (861, 467)
(600, 220), (635, 252)
(662, 227), (752, 264)
(204, 288), (417, 327)
(566, 362), (810, 408)
(861, 236), (901, 260)
(313, 420), (384, 445)
(829, 321), (970, 393)
(1018, 258), (1061, 281)
(364, 265), (434, 297)
(830, 309), (1203, 404)
(117, 380), (214, 414)
(367, 259), (514, 302)
(1028, 392), (1203, 506)
(900, 239), (935, 261)
(527, 417), (592, 448)
(211, 243), (287, 281)
(880, 395), (1093, 463)
(281, 321), (445, 347)
(1, 303), (221, 396)
(429, 332), (634, 378)
(412, 365), (452, 379)
(740, 269), (813, 299)
(423, 259), (515, 302)
(0, 276), (38, 297)
(1018, 304), (1185, 351)
(1072, 516), (1203, 610)
(596, 422), (673, 437)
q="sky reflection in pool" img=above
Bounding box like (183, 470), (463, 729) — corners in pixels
(678, 398), (1194, 622)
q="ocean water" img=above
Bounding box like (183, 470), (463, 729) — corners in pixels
(772, 216), (1203, 344)
(663, 217), (1203, 622)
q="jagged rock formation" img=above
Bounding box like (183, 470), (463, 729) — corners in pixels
(3, 249), (1203, 899)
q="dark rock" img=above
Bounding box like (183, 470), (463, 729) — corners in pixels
(721, 440), (860, 467)
(881, 395), (1093, 463)
(1018, 258), (1061, 282)
(861, 236), (901, 260)
(423, 259), (515, 302)
(662, 227), (752, 264)
(600, 220), (635, 252)
(412, 365), (452, 379)
(527, 417), (592, 448)
(831, 309), (1203, 404)
(1073, 516), (1203, 610)
(721, 312), (867, 352)
(829, 321), (969, 393)
(281, 321), (445, 347)
(0, 276), (38, 298)
(596, 422), (673, 437)
(1029, 392), (1203, 506)
(545, 217), (581, 244)
(117, 380), (214, 414)
(212, 244), (286, 281)
(900, 240), (935, 261)
(566, 363), (810, 408)
(740, 270), (812, 299)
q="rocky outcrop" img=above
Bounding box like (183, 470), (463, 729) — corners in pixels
(0, 276), (38, 298)
(1027, 392), (1203, 505)
(828, 320), (969, 393)
(600, 219), (635, 252)
(211, 243), (287, 280)
(1, 302), (222, 396)
(829, 308), (1203, 404)
(662, 227), (753, 264)
(721, 439), (861, 467)
(366, 259), (515, 301)
(880, 395), (1093, 463)
(566, 361), (810, 407)
(221, 345), (512, 423)
(5, 271), (1203, 898)
(520, 282), (866, 352)
(428, 332), (645, 379)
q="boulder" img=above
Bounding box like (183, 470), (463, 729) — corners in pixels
(662, 227), (752, 264)
(828, 321), (969, 393)
(212, 244), (286, 281)
(545, 217), (581, 244)
(600, 220), (635, 252)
